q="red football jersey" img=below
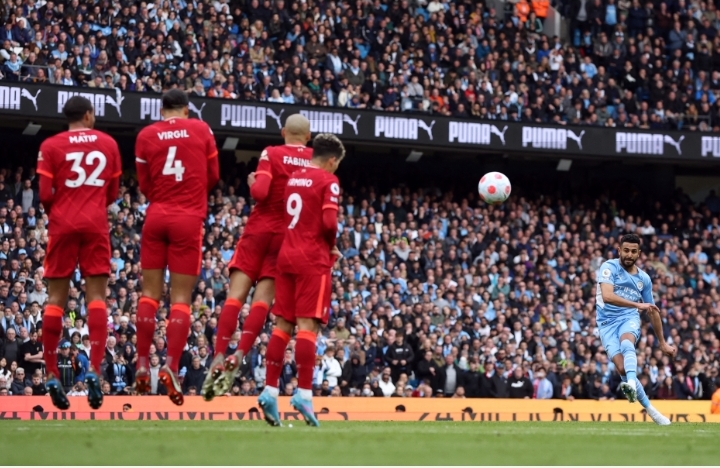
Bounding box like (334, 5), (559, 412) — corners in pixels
(135, 117), (219, 219)
(245, 144), (313, 234)
(37, 129), (122, 235)
(277, 166), (340, 275)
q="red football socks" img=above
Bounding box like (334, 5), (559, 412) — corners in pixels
(215, 298), (242, 358)
(295, 330), (317, 391)
(265, 328), (291, 389)
(42, 305), (64, 379)
(86, 300), (108, 373)
(238, 301), (269, 355)
(135, 297), (159, 370)
(166, 303), (191, 373)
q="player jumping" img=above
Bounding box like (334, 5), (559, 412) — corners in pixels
(258, 133), (345, 427)
(596, 233), (676, 425)
(202, 114), (312, 400)
(133, 89), (219, 406)
(37, 96), (122, 410)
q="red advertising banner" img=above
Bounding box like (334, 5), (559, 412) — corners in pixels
(1, 396), (718, 423)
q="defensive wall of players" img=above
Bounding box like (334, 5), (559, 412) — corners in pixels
(2, 82), (720, 161)
(3, 396), (719, 423)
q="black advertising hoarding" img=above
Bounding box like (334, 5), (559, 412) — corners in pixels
(1, 82), (720, 161)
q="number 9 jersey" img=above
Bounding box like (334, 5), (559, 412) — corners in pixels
(274, 166), (340, 325)
(135, 117), (219, 276)
(37, 128), (122, 278)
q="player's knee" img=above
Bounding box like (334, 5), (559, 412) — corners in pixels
(229, 270), (253, 299)
(620, 339), (635, 352)
(275, 317), (294, 335)
(253, 280), (275, 304)
(296, 318), (320, 334)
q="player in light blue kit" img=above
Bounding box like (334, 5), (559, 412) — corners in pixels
(596, 234), (676, 425)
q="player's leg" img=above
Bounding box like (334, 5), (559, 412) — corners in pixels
(134, 268), (163, 393)
(44, 277), (71, 410)
(161, 217), (203, 406)
(288, 273), (330, 427)
(135, 216), (168, 393)
(42, 234), (77, 410)
(82, 274), (109, 410)
(203, 269), (254, 399)
(214, 233), (269, 361)
(616, 322), (671, 425)
(290, 317), (321, 427)
(257, 316), (293, 427)
(257, 273), (295, 426)
(157, 271), (196, 406)
(78, 232), (112, 409)
(616, 316), (641, 401)
(207, 233), (268, 399)
(234, 233), (282, 358)
(237, 279), (274, 357)
(219, 278), (275, 394)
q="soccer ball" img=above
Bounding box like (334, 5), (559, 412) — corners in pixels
(478, 172), (511, 205)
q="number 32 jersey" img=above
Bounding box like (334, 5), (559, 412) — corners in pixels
(135, 117), (219, 219)
(37, 129), (122, 235)
(278, 166), (340, 275)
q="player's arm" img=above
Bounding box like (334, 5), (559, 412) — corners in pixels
(642, 274), (676, 357)
(106, 140), (122, 207)
(598, 264), (654, 311)
(249, 148), (272, 201)
(37, 144), (55, 212)
(599, 283), (654, 310)
(646, 306), (676, 357)
(134, 134), (152, 200)
(206, 125), (220, 191)
(322, 180), (340, 249)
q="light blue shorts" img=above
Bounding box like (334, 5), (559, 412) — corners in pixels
(598, 314), (641, 358)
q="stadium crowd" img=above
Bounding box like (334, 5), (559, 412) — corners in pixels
(0, 161), (719, 401)
(2, 0), (720, 131)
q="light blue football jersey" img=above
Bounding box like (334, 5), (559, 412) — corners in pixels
(595, 259), (655, 323)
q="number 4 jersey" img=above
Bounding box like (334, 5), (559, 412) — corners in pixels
(277, 166), (340, 275)
(135, 117), (219, 220)
(37, 128), (122, 235)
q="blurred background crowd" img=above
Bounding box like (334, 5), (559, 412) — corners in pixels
(0, 159), (719, 400)
(2, 0), (720, 130)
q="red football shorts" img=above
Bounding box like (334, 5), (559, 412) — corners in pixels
(44, 232), (111, 279)
(141, 214), (203, 276)
(228, 231), (283, 282)
(273, 272), (331, 325)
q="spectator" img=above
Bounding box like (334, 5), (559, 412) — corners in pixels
(107, 353), (132, 395)
(340, 354), (367, 394)
(533, 368), (554, 399)
(57, 342), (77, 392)
(378, 367), (396, 397)
(67, 381), (88, 397)
(19, 330), (42, 376)
(3, 327), (20, 366)
(438, 354), (462, 397)
(507, 367), (534, 398)
(183, 356), (207, 395)
(321, 347), (343, 389)
(10, 367), (28, 395)
(386, 332), (413, 382)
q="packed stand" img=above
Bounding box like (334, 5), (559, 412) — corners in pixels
(0, 163), (719, 400)
(1, 0), (720, 130)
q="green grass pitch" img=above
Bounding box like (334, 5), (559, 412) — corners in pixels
(3, 420), (719, 465)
